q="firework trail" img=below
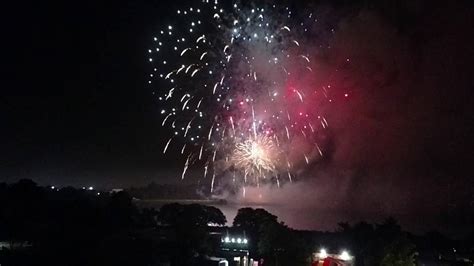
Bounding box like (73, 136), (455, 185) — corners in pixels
(148, 1), (333, 192)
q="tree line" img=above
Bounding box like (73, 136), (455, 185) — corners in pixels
(0, 179), (472, 265)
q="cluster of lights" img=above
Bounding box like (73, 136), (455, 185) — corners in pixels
(50, 185), (101, 196)
(222, 236), (248, 244)
(317, 248), (352, 261)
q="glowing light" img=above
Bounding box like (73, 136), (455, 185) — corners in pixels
(232, 135), (277, 183)
(340, 250), (351, 261)
(319, 249), (328, 259)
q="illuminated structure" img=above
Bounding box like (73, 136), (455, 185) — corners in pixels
(219, 235), (250, 266)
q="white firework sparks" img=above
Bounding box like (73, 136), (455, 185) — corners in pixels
(148, 1), (334, 193)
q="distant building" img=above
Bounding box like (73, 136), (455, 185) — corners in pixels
(218, 234), (250, 266)
(206, 227), (253, 266)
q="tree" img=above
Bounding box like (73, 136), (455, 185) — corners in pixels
(233, 208), (278, 254)
(233, 207), (278, 229)
(258, 222), (310, 266)
(233, 208), (311, 265)
(157, 203), (226, 265)
(158, 203), (226, 227)
(338, 221), (375, 265)
(380, 236), (417, 266)
(338, 218), (418, 266)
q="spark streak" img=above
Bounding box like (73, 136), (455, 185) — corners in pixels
(149, 1), (333, 192)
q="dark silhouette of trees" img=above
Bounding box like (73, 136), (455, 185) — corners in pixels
(2, 179), (470, 266)
(128, 182), (210, 199)
(0, 179), (159, 266)
(157, 203), (226, 265)
(258, 221), (310, 266)
(233, 207), (277, 254)
(380, 236), (417, 266)
(233, 207), (311, 266)
(338, 217), (417, 266)
(0, 179), (45, 249)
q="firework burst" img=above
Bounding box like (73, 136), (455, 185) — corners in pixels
(232, 134), (277, 184)
(148, 1), (331, 193)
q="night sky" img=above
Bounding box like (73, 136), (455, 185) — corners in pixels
(2, 0), (474, 236)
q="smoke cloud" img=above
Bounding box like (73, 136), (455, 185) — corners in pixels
(226, 2), (474, 237)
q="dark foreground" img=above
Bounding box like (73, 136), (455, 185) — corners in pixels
(1, 180), (473, 266)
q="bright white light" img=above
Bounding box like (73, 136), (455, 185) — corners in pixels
(243, 238), (248, 244)
(319, 249), (328, 259)
(224, 237), (230, 243)
(88, 186), (93, 190)
(51, 186), (55, 189)
(237, 238), (242, 243)
(340, 250), (351, 261)
(231, 238), (235, 243)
